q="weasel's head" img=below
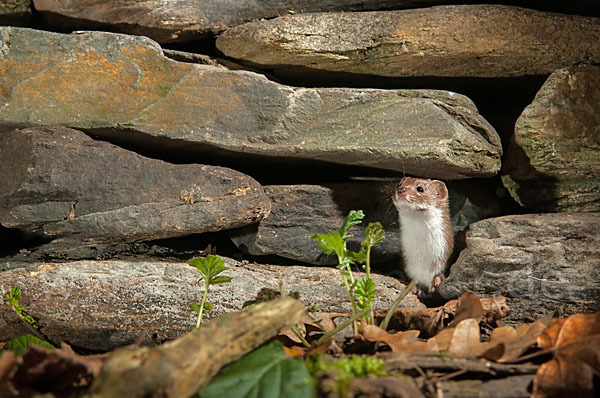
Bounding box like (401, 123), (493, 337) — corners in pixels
(392, 177), (449, 212)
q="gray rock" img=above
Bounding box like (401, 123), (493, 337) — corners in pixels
(0, 258), (421, 351)
(216, 5), (600, 78)
(0, 27), (501, 179)
(230, 181), (501, 265)
(502, 65), (600, 212)
(439, 213), (600, 323)
(33, 0), (473, 44)
(0, 127), (270, 245)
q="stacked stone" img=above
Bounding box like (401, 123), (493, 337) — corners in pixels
(0, 1), (598, 349)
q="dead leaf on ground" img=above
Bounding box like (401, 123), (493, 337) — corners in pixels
(429, 319), (489, 357)
(537, 313), (600, 350)
(447, 291), (484, 328)
(8, 343), (106, 396)
(278, 312), (346, 357)
(480, 312), (559, 363)
(532, 334), (600, 398)
(278, 312), (344, 344)
(359, 322), (428, 352)
(531, 313), (600, 398)
(375, 294), (508, 337)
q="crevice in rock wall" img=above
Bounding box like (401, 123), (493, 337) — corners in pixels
(81, 127), (402, 185)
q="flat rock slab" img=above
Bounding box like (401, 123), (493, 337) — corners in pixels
(439, 213), (600, 323)
(0, 258), (421, 351)
(33, 0), (459, 44)
(216, 5), (600, 78)
(230, 182), (500, 265)
(502, 65), (600, 212)
(0, 127), (270, 245)
(0, 27), (501, 179)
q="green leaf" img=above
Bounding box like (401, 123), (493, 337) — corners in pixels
(310, 232), (344, 256)
(197, 341), (315, 398)
(188, 255), (230, 281)
(2, 335), (54, 356)
(354, 277), (377, 312)
(7, 286), (21, 306)
(338, 210), (365, 239)
(188, 257), (209, 276)
(242, 300), (256, 308)
(203, 302), (213, 310)
(347, 247), (367, 264)
(190, 303), (201, 313)
(210, 275), (232, 285)
(362, 222), (385, 249)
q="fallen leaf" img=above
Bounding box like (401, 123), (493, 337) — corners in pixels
(532, 334), (600, 398)
(376, 295), (508, 337)
(447, 291), (484, 328)
(480, 313), (559, 363)
(9, 344), (106, 395)
(359, 323), (428, 352)
(278, 312), (344, 349)
(537, 313), (600, 349)
(429, 319), (488, 357)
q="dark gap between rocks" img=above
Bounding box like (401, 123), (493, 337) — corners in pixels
(81, 127), (402, 186)
(0, 225), (52, 258)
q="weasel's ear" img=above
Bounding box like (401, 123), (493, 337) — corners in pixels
(432, 180), (448, 199)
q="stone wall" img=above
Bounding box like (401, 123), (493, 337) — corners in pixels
(0, 1), (598, 348)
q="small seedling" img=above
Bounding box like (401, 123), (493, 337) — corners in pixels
(307, 354), (387, 396)
(188, 255), (232, 329)
(6, 286), (38, 329)
(355, 222), (385, 323)
(311, 211), (385, 331)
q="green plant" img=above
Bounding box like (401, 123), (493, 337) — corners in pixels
(6, 286), (38, 328)
(355, 222), (385, 324)
(1, 335), (54, 355)
(197, 341), (315, 398)
(188, 255), (232, 329)
(310, 211), (385, 331)
(307, 354), (387, 396)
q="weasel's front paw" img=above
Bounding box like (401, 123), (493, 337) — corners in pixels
(429, 274), (445, 292)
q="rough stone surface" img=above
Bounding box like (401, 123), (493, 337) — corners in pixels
(32, 0), (471, 43)
(439, 213), (600, 323)
(0, 258), (421, 351)
(230, 181), (501, 265)
(0, 127), (270, 245)
(502, 65), (600, 212)
(0, 27), (501, 179)
(216, 5), (600, 78)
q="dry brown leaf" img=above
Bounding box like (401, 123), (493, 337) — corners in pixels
(428, 319), (489, 357)
(283, 345), (307, 358)
(376, 295), (508, 337)
(489, 325), (517, 344)
(359, 323), (429, 352)
(443, 295), (509, 324)
(532, 334), (600, 398)
(447, 291), (484, 328)
(0, 350), (17, 393)
(9, 343), (105, 395)
(537, 313), (600, 350)
(279, 312), (344, 345)
(479, 314), (560, 363)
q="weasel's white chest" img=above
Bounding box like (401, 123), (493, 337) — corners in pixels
(398, 207), (448, 287)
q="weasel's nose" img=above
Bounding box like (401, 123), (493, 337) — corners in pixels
(397, 187), (406, 194)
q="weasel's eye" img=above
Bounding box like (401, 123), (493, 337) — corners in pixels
(416, 186), (424, 193)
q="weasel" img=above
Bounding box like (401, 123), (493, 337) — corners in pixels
(392, 177), (454, 293)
